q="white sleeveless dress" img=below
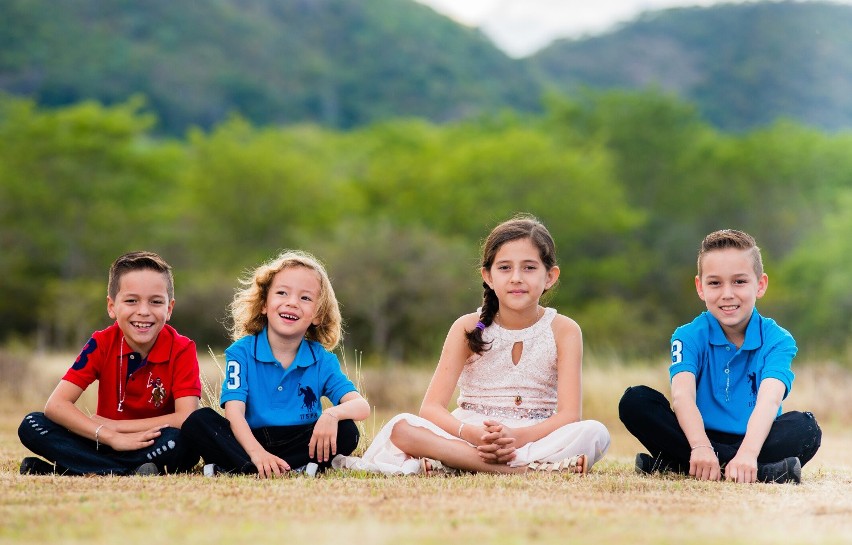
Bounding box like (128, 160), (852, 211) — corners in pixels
(333, 308), (610, 475)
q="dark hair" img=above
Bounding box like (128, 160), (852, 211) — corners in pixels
(697, 229), (763, 278)
(108, 251), (174, 300)
(465, 214), (557, 354)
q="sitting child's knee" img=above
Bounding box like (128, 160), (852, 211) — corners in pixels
(389, 419), (416, 450)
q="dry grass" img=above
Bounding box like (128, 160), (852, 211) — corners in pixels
(1, 351), (851, 545)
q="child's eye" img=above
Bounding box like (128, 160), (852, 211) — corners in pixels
(301, 296), (313, 302)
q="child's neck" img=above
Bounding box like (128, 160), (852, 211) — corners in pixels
(266, 333), (302, 369)
(496, 305), (543, 330)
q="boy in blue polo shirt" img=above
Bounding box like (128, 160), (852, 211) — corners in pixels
(619, 230), (821, 483)
(181, 250), (370, 477)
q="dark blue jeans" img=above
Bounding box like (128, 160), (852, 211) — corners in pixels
(619, 385), (822, 470)
(181, 407), (360, 474)
(18, 412), (199, 475)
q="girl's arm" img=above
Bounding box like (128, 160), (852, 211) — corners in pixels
(44, 380), (165, 451)
(418, 314), (490, 446)
(671, 372), (721, 481)
(224, 400), (289, 477)
(724, 378), (785, 483)
(91, 396), (199, 432)
(480, 314), (584, 454)
(309, 391), (371, 462)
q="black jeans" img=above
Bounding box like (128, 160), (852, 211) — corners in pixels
(181, 407), (360, 474)
(18, 412), (199, 475)
(619, 385), (821, 471)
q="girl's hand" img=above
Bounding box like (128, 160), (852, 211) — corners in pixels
(248, 448), (290, 478)
(476, 420), (517, 464)
(688, 445), (721, 481)
(104, 425), (165, 452)
(309, 411), (340, 463)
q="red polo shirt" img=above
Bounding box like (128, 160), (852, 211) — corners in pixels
(63, 323), (201, 420)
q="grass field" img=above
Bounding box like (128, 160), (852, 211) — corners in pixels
(1, 352), (850, 545)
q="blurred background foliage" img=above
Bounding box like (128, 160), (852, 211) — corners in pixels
(3, 90), (851, 362)
(1, 0), (851, 363)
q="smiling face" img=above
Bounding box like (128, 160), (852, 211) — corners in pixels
(482, 237), (559, 315)
(107, 269), (174, 357)
(695, 247), (768, 346)
(262, 266), (322, 345)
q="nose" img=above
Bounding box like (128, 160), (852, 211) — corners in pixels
(510, 267), (522, 282)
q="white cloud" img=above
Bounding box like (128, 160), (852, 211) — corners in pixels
(415, 0), (847, 57)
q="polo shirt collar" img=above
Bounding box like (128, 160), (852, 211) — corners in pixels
(119, 322), (174, 364)
(705, 308), (762, 350)
(256, 327), (318, 367)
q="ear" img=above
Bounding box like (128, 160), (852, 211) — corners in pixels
(756, 273), (769, 299)
(166, 299), (175, 321)
(545, 265), (560, 290)
(694, 275), (706, 301)
(481, 267), (493, 290)
(107, 297), (116, 319)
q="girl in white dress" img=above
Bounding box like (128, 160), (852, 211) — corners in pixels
(334, 215), (610, 475)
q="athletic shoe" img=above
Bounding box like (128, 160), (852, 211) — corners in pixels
(757, 457), (801, 484)
(134, 462), (160, 476)
(635, 453), (654, 475)
(203, 463), (224, 477)
(291, 462), (319, 477)
(20, 457), (56, 475)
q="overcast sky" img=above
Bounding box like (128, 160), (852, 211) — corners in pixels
(415, 0), (850, 57)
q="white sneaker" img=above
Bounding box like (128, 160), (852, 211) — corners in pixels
(203, 463), (219, 477)
(292, 462), (319, 477)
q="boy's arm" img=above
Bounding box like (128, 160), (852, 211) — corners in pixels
(223, 400), (289, 478)
(671, 372), (721, 481)
(92, 396), (200, 432)
(310, 391), (371, 463)
(44, 380), (164, 451)
(724, 378), (785, 483)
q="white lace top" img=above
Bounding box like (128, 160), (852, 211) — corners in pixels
(456, 307), (558, 411)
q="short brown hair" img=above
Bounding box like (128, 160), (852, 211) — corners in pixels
(108, 251), (174, 300)
(697, 229), (763, 278)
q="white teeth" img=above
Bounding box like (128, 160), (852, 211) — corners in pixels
(132, 322), (153, 328)
(281, 313), (298, 320)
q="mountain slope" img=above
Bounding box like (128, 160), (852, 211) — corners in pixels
(531, 1), (852, 130)
(0, 0), (540, 133)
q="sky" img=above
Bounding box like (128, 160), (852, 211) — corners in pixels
(414, 0), (850, 57)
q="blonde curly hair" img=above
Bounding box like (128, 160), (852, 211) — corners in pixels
(229, 250), (342, 350)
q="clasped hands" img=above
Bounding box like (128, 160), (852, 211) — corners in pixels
(474, 419), (523, 465)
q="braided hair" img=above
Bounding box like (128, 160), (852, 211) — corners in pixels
(465, 214), (558, 354)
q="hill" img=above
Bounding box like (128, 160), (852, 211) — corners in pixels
(0, 0), (540, 133)
(531, 1), (852, 131)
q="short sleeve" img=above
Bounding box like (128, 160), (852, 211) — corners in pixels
(62, 335), (104, 390)
(760, 332), (797, 398)
(220, 344), (250, 406)
(171, 338), (201, 399)
(669, 326), (699, 381)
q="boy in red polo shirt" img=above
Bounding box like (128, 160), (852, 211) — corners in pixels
(18, 251), (201, 475)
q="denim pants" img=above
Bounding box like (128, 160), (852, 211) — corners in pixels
(618, 385), (822, 470)
(181, 407), (360, 474)
(18, 411), (200, 475)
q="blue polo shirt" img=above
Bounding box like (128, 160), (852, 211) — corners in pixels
(220, 327), (357, 428)
(669, 309), (796, 435)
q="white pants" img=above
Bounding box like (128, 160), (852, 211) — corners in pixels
(333, 408), (611, 475)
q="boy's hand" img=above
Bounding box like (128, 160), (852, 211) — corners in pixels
(248, 448), (290, 478)
(309, 411), (340, 463)
(725, 452), (758, 483)
(105, 425), (165, 452)
(689, 446), (721, 481)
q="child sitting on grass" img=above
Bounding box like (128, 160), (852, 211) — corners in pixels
(181, 250), (370, 477)
(18, 251), (201, 475)
(619, 229), (822, 483)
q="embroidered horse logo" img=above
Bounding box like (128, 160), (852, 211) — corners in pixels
(147, 375), (167, 408)
(747, 372), (758, 397)
(298, 384), (318, 411)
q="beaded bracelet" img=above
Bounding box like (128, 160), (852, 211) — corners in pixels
(94, 424), (105, 451)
